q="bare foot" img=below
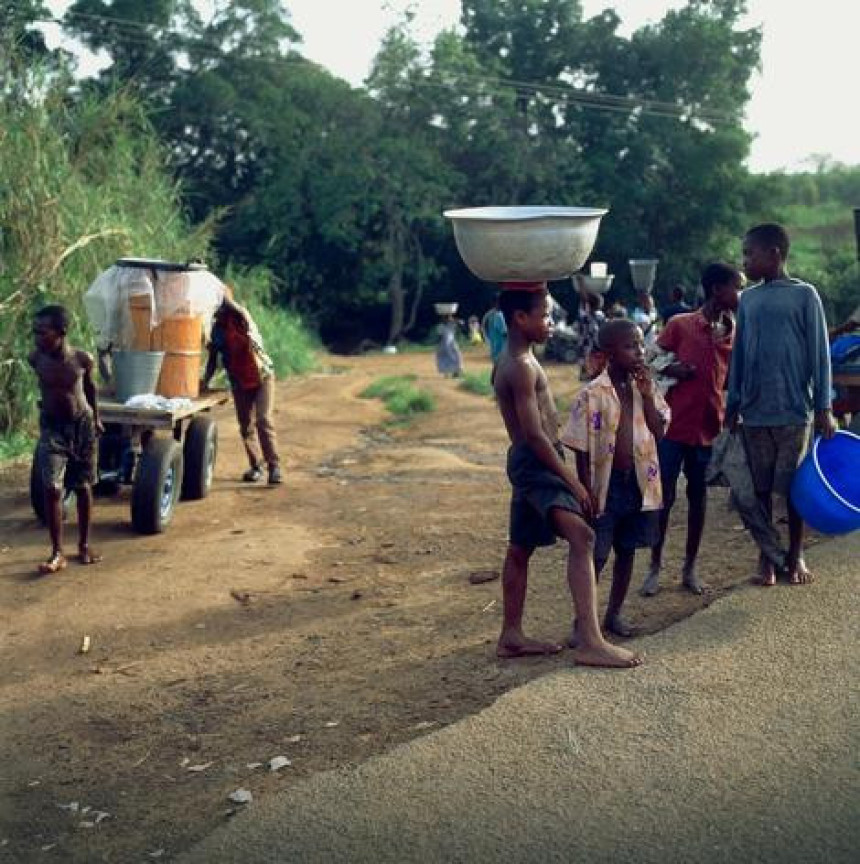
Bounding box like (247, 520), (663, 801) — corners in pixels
(639, 564), (661, 597)
(497, 634), (563, 659)
(572, 641), (642, 669)
(787, 559), (814, 585)
(753, 560), (776, 587)
(78, 546), (103, 565)
(38, 552), (67, 575)
(681, 562), (707, 595)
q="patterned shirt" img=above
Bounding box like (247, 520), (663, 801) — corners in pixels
(561, 370), (670, 515)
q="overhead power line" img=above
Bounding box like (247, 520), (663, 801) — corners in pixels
(32, 12), (735, 126)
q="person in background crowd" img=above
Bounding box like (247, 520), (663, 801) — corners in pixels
(659, 284), (692, 324)
(631, 292), (659, 349)
(435, 313), (464, 377)
(829, 302), (860, 339)
(482, 296), (508, 364)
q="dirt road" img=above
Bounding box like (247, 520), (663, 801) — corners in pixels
(0, 348), (804, 861)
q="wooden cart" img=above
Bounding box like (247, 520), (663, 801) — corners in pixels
(833, 369), (860, 434)
(30, 391), (229, 535)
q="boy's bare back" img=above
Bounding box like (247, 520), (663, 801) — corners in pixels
(29, 347), (94, 422)
(494, 349), (560, 446)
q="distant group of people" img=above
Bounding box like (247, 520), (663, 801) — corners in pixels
(491, 222), (838, 668)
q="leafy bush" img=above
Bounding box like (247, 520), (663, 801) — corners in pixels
(360, 375), (436, 417)
(0, 430), (34, 462)
(458, 370), (493, 397)
(222, 265), (319, 377)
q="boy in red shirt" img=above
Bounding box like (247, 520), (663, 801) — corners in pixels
(641, 263), (741, 597)
(203, 297), (282, 484)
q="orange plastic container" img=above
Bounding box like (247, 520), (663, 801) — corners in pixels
(128, 294), (153, 351)
(152, 315), (203, 398)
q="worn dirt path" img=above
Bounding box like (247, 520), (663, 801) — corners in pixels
(0, 348), (824, 861)
(178, 533), (860, 864)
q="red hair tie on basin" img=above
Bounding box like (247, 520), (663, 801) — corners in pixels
(501, 281), (548, 292)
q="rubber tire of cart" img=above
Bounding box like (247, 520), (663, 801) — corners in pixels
(181, 415), (218, 501)
(131, 438), (184, 534)
(30, 448), (73, 524)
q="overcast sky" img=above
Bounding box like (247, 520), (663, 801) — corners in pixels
(44, 0), (854, 173)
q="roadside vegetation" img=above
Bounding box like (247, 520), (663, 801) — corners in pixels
(458, 370), (494, 397)
(0, 64), (318, 459)
(360, 375), (437, 419)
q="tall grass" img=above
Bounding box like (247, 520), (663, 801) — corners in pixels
(0, 63), (320, 454)
(221, 265), (319, 378)
(0, 81), (210, 438)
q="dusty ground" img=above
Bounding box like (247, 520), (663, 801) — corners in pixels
(0, 347), (812, 862)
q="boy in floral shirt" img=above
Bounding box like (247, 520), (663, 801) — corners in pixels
(562, 319), (669, 637)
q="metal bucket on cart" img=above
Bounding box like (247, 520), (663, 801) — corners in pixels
(112, 350), (165, 402)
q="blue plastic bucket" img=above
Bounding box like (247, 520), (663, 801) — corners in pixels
(791, 431), (860, 535)
(112, 350), (165, 403)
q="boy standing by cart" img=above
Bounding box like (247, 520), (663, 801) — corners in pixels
(493, 286), (641, 668)
(203, 295), (282, 484)
(29, 305), (103, 574)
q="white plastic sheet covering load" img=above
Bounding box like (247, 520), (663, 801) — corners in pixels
(83, 262), (227, 351)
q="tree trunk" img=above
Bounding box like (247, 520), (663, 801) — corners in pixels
(386, 217), (406, 345)
(404, 231), (425, 335)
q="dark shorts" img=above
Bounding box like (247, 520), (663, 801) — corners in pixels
(507, 442), (582, 549)
(658, 438), (712, 505)
(35, 412), (97, 490)
(594, 469), (659, 565)
(742, 425), (810, 497)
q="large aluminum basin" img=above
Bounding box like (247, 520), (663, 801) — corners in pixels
(444, 206), (608, 283)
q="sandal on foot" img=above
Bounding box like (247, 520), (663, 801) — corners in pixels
(242, 466), (263, 483)
(38, 552), (67, 575)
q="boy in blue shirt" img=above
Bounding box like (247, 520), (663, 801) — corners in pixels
(726, 223), (836, 587)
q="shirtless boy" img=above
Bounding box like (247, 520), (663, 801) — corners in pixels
(493, 287), (641, 669)
(29, 305), (103, 574)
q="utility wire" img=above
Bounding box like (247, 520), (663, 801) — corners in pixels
(32, 13), (735, 126)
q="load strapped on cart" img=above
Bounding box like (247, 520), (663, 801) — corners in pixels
(31, 259), (231, 535)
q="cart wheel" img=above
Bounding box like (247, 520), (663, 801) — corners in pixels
(131, 438), (184, 534)
(181, 416), (218, 501)
(30, 449), (73, 523)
